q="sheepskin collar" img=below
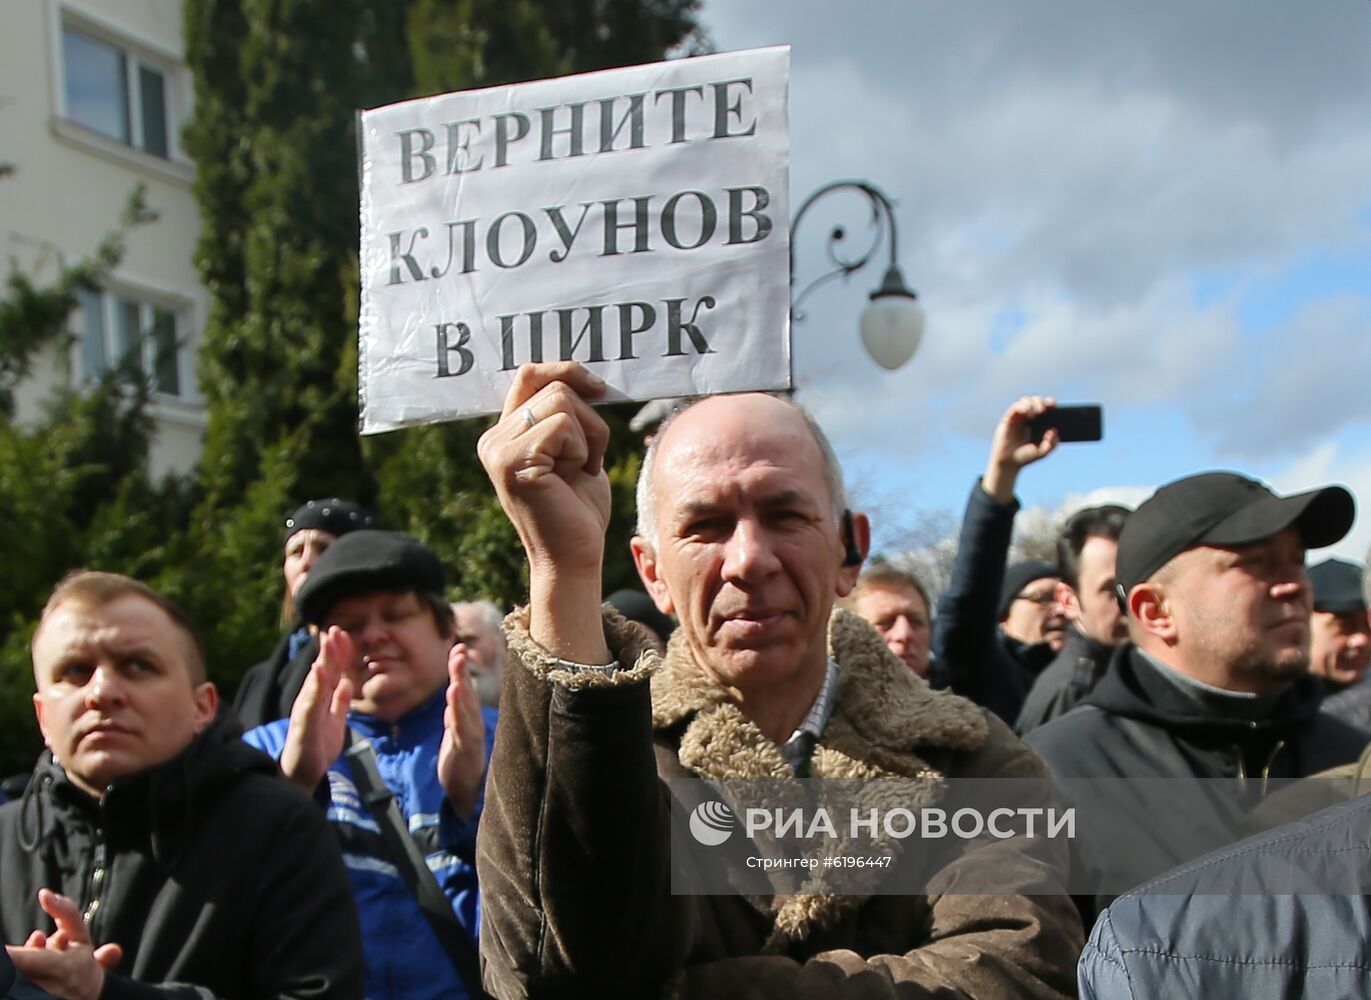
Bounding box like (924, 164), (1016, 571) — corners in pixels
(503, 604), (993, 950)
(650, 608), (989, 949)
(651, 607), (986, 768)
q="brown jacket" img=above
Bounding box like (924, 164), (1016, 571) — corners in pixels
(477, 608), (1082, 999)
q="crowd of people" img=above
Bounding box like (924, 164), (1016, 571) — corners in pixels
(2, 361), (1368, 998)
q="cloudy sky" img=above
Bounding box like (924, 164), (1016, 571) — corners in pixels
(699, 0), (1371, 563)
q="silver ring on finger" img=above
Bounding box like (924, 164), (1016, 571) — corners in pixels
(521, 406), (537, 430)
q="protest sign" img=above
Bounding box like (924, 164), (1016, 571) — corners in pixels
(357, 46), (791, 433)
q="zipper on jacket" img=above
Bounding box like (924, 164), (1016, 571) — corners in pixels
(83, 839), (108, 932)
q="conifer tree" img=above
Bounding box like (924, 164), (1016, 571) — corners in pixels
(0, 187), (179, 776)
(181, 0), (705, 690)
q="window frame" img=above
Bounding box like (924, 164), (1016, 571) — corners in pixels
(52, 4), (184, 163)
(71, 282), (193, 402)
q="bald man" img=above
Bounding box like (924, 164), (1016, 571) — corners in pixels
(472, 364), (1081, 999)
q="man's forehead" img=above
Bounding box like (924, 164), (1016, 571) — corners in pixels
(1080, 534), (1120, 559)
(453, 607), (493, 632)
(857, 581), (925, 608)
(654, 398), (828, 498)
(34, 596), (177, 665)
(1077, 537), (1119, 576)
(43, 594), (167, 636)
(659, 396), (816, 457)
(287, 527), (333, 550)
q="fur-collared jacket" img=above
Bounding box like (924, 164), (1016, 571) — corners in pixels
(476, 607), (1083, 999)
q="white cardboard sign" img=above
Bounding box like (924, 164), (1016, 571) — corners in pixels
(357, 46), (791, 433)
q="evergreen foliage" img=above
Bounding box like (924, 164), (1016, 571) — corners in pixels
(177, 0), (706, 699)
(0, 187), (182, 776)
(0, 191), (156, 419)
(0, 0), (706, 777)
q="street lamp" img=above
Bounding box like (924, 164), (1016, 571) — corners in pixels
(630, 179), (923, 436)
(790, 180), (925, 371)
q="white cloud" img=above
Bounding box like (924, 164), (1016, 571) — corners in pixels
(703, 0), (1371, 561)
(799, 276), (1242, 443)
(1192, 294), (1371, 459)
(1266, 442), (1371, 565)
(714, 0), (1371, 307)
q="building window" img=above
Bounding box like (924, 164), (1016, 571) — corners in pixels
(74, 286), (187, 398)
(61, 24), (172, 158)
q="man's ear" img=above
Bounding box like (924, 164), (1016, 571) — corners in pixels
(191, 683), (219, 734)
(1129, 582), (1176, 643)
(836, 511), (871, 598)
(630, 536), (675, 616)
(33, 693), (49, 749)
(1054, 581), (1081, 621)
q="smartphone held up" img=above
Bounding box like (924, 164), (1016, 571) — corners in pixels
(1028, 404), (1103, 444)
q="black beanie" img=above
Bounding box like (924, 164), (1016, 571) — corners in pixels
(998, 559), (1060, 621)
(283, 498), (378, 545)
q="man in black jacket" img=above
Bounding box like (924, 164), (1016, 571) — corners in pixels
(1, 571), (364, 1000)
(233, 498), (378, 729)
(1307, 557), (1371, 729)
(1025, 471), (1367, 906)
(1016, 504), (1131, 733)
(932, 396), (1066, 723)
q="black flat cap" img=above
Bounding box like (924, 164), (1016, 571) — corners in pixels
(283, 498), (378, 544)
(1309, 558), (1367, 613)
(998, 560), (1061, 621)
(1115, 472), (1355, 599)
(294, 530), (445, 626)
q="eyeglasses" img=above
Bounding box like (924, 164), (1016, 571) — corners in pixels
(1014, 591), (1058, 607)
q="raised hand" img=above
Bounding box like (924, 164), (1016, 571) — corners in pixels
(478, 362), (611, 576)
(7, 889), (123, 1000)
(478, 362), (614, 662)
(280, 626), (357, 793)
(438, 643), (488, 822)
(983, 395), (1059, 502)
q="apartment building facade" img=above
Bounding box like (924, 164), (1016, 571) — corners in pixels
(2, 0), (206, 478)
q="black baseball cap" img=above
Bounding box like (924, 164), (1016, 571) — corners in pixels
(1115, 472), (1355, 600)
(294, 530), (445, 626)
(1308, 558), (1367, 613)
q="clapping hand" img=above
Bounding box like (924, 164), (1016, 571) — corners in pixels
(438, 643), (487, 822)
(280, 626), (357, 794)
(6, 889), (122, 1000)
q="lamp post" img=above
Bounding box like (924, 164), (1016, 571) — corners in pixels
(790, 179), (925, 371)
(630, 179), (923, 436)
